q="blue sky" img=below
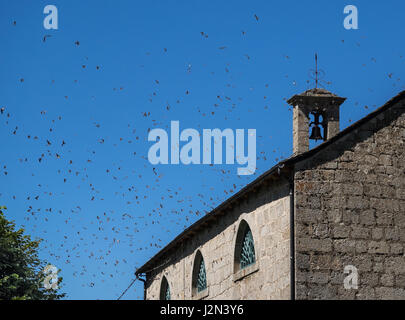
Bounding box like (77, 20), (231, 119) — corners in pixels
(0, 0), (404, 299)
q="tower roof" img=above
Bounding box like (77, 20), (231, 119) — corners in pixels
(287, 88), (346, 106)
(297, 88), (339, 97)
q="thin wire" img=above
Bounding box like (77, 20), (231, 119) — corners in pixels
(140, 257), (172, 275)
(117, 276), (138, 300)
(116, 257), (172, 300)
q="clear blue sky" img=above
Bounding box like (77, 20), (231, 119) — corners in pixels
(0, 0), (404, 299)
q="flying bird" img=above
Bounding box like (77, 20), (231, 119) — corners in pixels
(43, 35), (52, 42)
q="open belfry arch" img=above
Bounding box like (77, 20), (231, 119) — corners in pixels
(288, 88), (346, 155)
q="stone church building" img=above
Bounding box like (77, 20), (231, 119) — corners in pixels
(136, 88), (405, 300)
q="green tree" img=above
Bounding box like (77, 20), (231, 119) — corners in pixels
(0, 206), (65, 300)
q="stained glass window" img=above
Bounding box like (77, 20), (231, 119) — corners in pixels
(160, 277), (170, 300)
(164, 284), (171, 300)
(196, 258), (207, 293)
(240, 228), (255, 269)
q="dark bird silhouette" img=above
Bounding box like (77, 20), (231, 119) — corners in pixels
(43, 35), (52, 42)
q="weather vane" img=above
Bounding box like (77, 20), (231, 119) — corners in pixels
(309, 53), (326, 89)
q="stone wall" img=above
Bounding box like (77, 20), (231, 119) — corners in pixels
(144, 178), (291, 300)
(294, 100), (405, 299)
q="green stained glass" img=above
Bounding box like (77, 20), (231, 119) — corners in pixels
(161, 278), (170, 300)
(240, 228), (255, 269)
(196, 259), (207, 293)
(164, 284), (171, 300)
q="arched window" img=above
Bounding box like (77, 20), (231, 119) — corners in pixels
(192, 250), (207, 295)
(234, 220), (256, 272)
(160, 276), (171, 300)
(240, 228), (255, 269)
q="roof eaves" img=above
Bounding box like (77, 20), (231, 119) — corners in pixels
(135, 160), (293, 275)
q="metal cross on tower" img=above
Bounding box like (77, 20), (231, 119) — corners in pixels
(309, 53), (326, 89)
(315, 53), (319, 88)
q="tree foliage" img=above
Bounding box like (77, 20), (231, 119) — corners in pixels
(0, 206), (65, 300)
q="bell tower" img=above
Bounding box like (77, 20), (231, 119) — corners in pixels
(287, 88), (346, 155)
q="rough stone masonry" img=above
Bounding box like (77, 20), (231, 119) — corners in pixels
(294, 97), (405, 300)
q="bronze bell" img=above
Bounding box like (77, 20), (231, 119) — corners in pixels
(309, 125), (323, 141)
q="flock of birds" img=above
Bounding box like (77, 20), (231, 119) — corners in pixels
(2, 13), (404, 300)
